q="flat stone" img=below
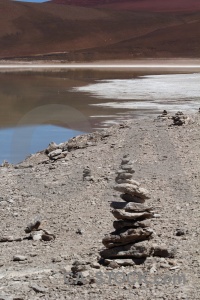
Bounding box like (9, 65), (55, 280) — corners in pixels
(102, 228), (153, 248)
(0, 236), (14, 242)
(53, 153), (66, 160)
(112, 209), (153, 221)
(30, 283), (48, 293)
(120, 193), (145, 203)
(113, 219), (151, 230)
(115, 172), (132, 181)
(114, 184), (150, 199)
(121, 158), (130, 165)
(152, 244), (176, 258)
(13, 255), (27, 261)
(111, 201), (152, 212)
(115, 259), (135, 266)
(116, 178), (140, 184)
(100, 241), (151, 259)
(120, 165), (135, 173)
(48, 149), (62, 159)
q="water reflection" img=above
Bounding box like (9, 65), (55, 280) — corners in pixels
(0, 69), (199, 163)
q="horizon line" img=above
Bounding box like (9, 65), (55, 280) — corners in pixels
(1, 64), (200, 69)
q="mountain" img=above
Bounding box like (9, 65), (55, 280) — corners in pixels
(52, 0), (200, 12)
(0, 0), (200, 60)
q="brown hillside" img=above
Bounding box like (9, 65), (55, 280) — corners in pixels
(52, 0), (200, 12)
(0, 0), (200, 59)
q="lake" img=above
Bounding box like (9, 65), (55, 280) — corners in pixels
(0, 68), (200, 164)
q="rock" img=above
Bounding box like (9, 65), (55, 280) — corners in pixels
(152, 244), (176, 258)
(111, 201), (152, 212)
(31, 231), (43, 241)
(0, 236), (14, 242)
(13, 255), (27, 261)
(25, 218), (41, 233)
(120, 165), (135, 173)
(90, 262), (100, 269)
(114, 184), (150, 199)
(100, 241), (151, 259)
(52, 256), (62, 263)
(120, 193), (145, 203)
(100, 156), (158, 262)
(176, 229), (185, 236)
(113, 219), (151, 230)
(30, 283), (48, 293)
(48, 149), (62, 159)
(71, 261), (87, 273)
(53, 153), (66, 160)
(108, 261), (119, 269)
(112, 209), (153, 221)
(114, 259), (135, 266)
(102, 228), (153, 248)
(116, 178), (140, 185)
(76, 228), (83, 235)
(41, 233), (55, 241)
(45, 142), (58, 154)
(83, 167), (93, 181)
(115, 172), (132, 182)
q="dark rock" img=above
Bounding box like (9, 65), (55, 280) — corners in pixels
(100, 241), (151, 259)
(102, 228), (153, 248)
(110, 201), (152, 212)
(176, 229), (185, 236)
(25, 218), (41, 233)
(152, 244), (176, 258)
(120, 193), (145, 203)
(113, 219), (151, 230)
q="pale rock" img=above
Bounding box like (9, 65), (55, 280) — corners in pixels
(48, 149), (62, 159)
(112, 209), (153, 221)
(114, 184), (150, 199)
(13, 255), (27, 261)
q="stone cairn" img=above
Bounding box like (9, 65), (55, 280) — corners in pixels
(100, 155), (176, 261)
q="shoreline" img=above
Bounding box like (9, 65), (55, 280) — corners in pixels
(0, 58), (200, 71)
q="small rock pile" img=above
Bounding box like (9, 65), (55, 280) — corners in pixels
(100, 155), (176, 261)
(0, 218), (55, 243)
(25, 218), (55, 241)
(171, 111), (189, 126)
(83, 167), (93, 182)
(45, 131), (110, 161)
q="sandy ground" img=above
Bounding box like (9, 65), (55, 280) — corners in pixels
(0, 111), (199, 299)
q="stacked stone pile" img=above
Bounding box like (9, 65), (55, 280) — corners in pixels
(100, 155), (176, 260)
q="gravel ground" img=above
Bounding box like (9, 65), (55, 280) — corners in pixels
(0, 112), (199, 300)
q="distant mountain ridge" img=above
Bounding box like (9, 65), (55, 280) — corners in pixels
(0, 0), (200, 60)
(51, 0), (200, 12)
